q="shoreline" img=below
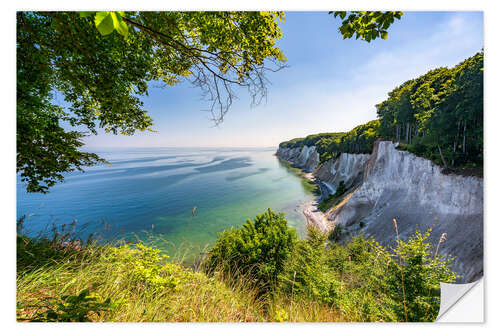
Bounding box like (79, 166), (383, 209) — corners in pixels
(301, 172), (333, 233)
(275, 153), (333, 233)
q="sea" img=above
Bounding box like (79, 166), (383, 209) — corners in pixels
(16, 147), (316, 262)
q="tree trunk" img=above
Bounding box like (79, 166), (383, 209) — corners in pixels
(463, 121), (467, 154)
(452, 121), (459, 167)
(409, 124), (412, 145)
(452, 140), (456, 167)
(438, 144), (448, 168)
(406, 122), (410, 142)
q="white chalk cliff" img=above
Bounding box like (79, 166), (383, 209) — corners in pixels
(277, 141), (483, 283)
(276, 145), (319, 172)
(315, 153), (370, 194)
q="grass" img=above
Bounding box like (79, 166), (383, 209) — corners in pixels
(16, 234), (347, 322)
(17, 236), (263, 322)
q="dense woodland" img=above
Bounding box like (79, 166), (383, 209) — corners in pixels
(280, 51), (483, 171)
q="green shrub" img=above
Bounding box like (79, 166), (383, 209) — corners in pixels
(281, 227), (340, 305)
(17, 213), (458, 322)
(17, 235), (262, 322)
(384, 228), (457, 321)
(203, 208), (297, 294)
(335, 181), (346, 196)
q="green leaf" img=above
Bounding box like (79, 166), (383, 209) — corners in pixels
(79, 12), (95, 18)
(381, 31), (388, 40)
(94, 11), (115, 36)
(115, 18), (129, 38)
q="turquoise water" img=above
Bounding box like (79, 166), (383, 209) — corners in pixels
(17, 147), (316, 260)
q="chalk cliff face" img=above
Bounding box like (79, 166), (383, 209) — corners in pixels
(327, 141), (483, 282)
(276, 146), (319, 172)
(315, 153), (370, 194)
(276, 141), (483, 283)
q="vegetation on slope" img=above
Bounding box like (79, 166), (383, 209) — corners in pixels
(17, 209), (456, 322)
(204, 209), (457, 322)
(317, 181), (347, 212)
(279, 52), (483, 172)
(279, 121), (380, 164)
(17, 233), (267, 322)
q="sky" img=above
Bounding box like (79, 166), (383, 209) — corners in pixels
(82, 11), (484, 149)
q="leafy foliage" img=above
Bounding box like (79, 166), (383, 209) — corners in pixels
(203, 208), (297, 294)
(282, 227), (456, 322)
(331, 11), (403, 42)
(281, 227), (340, 304)
(384, 229), (457, 321)
(102, 243), (192, 293)
(201, 209), (457, 322)
(91, 11), (129, 38)
(328, 224), (343, 241)
(377, 51), (483, 169)
(17, 232), (262, 322)
(28, 289), (119, 322)
(17, 211), (457, 322)
(279, 120), (380, 165)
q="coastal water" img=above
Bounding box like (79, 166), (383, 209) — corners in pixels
(17, 147), (316, 261)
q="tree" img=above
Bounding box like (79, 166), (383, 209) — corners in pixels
(17, 11), (287, 192)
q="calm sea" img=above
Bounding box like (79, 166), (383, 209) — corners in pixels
(17, 147), (316, 261)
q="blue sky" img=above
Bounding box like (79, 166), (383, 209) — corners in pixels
(83, 11), (484, 149)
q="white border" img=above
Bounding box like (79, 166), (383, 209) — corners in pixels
(2, 0), (498, 331)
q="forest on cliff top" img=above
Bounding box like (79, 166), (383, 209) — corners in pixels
(280, 51), (483, 173)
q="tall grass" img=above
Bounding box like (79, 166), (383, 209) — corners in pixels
(17, 235), (265, 322)
(16, 233), (346, 322)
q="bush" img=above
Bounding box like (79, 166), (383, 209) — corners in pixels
(29, 289), (119, 322)
(384, 228), (457, 321)
(281, 227), (340, 305)
(335, 181), (346, 196)
(203, 208), (297, 294)
(18, 213), (458, 322)
(301, 227), (457, 322)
